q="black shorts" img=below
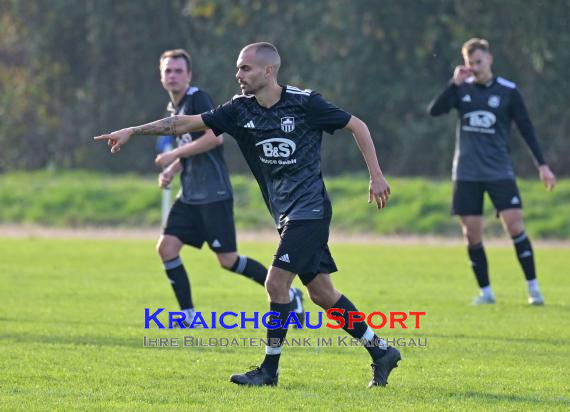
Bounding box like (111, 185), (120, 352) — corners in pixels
(163, 198), (237, 253)
(452, 179), (523, 216)
(272, 216), (338, 286)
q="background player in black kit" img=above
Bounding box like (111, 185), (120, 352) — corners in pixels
(145, 49), (304, 326)
(428, 38), (556, 306)
(95, 42), (401, 388)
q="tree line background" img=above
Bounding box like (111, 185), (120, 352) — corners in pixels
(1, 0), (568, 177)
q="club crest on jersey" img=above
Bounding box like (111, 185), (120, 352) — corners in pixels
(281, 117), (295, 133)
(488, 95), (500, 108)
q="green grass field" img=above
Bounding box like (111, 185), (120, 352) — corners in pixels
(1, 237), (569, 411)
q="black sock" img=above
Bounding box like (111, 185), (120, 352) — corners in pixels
(163, 257), (193, 310)
(229, 256), (267, 286)
(468, 243), (489, 288)
(261, 302), (290, 376)
(512, 231), (536, 281)
(331, 295), (387, 361)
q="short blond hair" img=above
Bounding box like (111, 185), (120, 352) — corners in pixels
(461, 38), (490, 58)
(160, 49), (192, 72)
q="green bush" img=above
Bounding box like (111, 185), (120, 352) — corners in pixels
(1, 170), (569, 238)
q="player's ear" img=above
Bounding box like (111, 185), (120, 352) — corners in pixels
(265, 65), (273, 79)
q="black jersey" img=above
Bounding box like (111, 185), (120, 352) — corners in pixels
(201, 85), (351, 228)
(168, 86), (232, 204)
(428, 76), (546, 181)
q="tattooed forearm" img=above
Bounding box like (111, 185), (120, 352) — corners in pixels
(132, 116), (179, 136)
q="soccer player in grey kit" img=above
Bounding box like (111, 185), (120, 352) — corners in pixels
(428, 38), (556, 305)
(95, 42), (401, 388)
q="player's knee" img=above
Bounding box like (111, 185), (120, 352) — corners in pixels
(264, 278), (279, 298)
(265, 276), (287, 300)
(466, 234), (481, 246)
(220, 260), (233, 270)
(219, 255), (237, 270)
(157, 238), (177, 261)
(307, 289), (322, 306)
(307, 289), (331, 308)
(217, 252), (239, 270)
(506, 220), (524, 236)
(156, 240), (167, 259)
(462, 226), (481, 245)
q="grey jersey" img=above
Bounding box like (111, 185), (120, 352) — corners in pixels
(169, 87), (232, 204)
(428, 76), (546, 181)
(201, 85), (351, 228)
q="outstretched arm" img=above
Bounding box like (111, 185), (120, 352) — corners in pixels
(344, 115), (390, 209)
(93, 114), (207, 153)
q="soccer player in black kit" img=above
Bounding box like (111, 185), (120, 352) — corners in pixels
(140, 49), (304, 326)
(428, 38), (556, 306)
(95, 42), (401, 388)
